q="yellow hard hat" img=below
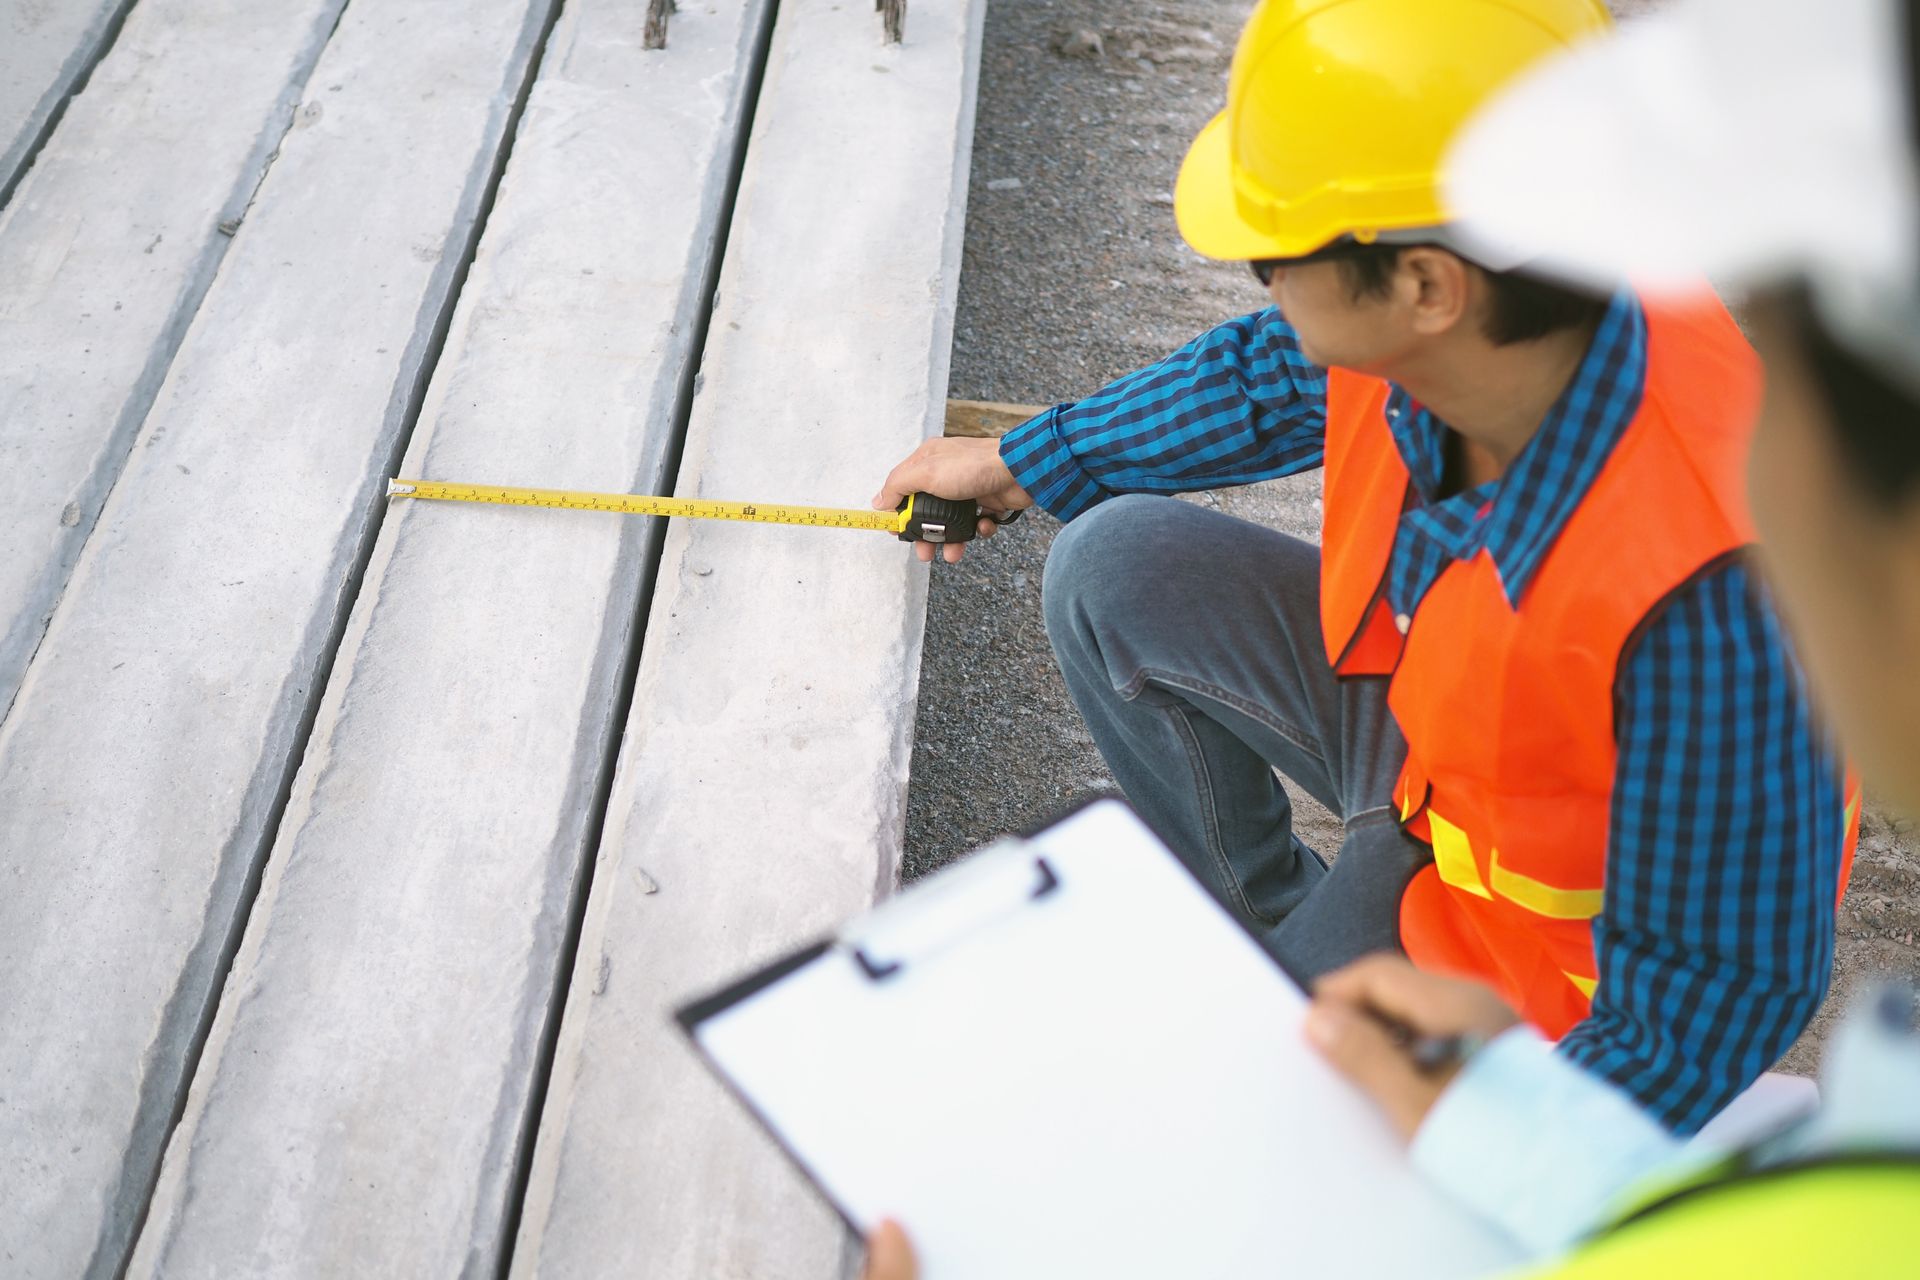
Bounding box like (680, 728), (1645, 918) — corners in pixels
(1176, 0), (1613, 262)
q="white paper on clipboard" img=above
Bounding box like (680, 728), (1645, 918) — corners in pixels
(680, 798), (1525, 1279)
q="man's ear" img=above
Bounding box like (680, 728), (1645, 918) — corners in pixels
(1396, 247), (1472, 338)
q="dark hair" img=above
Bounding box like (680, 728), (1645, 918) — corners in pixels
(1336, 244), (1608, 347)
(1795, 289), (1920, 509)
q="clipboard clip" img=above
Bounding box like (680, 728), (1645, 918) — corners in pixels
(848, 848), (1061, 983)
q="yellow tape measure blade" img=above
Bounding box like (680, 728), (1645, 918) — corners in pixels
(388, 477), (906, 535)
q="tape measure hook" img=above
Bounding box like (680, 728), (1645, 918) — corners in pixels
(387, 480), (417, 498)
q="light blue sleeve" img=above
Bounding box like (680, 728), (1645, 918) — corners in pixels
(1410, 1026), (1680, 1257)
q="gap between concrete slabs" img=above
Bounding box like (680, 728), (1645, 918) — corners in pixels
(0, 1), (558, 1273)
(0, 0), (353, 726)
(506, 0), (987, 1274)
(123, 1), (780, 1272)
(0, 0), (136, 209)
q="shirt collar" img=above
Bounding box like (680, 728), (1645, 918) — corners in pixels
(1383, 290), (1648, 606)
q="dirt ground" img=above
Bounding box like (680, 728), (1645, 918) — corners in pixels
(907, 0), (1920, 1075)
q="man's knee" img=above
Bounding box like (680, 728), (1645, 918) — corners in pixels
(1041, 495), (1180, 645)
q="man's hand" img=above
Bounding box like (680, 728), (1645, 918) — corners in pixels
(874, 437), (1035, 564)
(860, 1220), (918, 1280)
(1304, 954), (1520, 1142)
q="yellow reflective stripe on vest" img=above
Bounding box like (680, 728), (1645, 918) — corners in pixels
(1490, 858), (1607, 920)
(1428, 812), (1492, 899)
(1427, 809), (1604, 919)
(1565, 971), (1598, 998)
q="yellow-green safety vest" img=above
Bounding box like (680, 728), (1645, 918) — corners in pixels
(1508, 1155), (1920, 1278)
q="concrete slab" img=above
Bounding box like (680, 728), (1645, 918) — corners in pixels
(0, 0), (553, 1273)
(909, 0), (1341, 879)
(0, 0), (349, 721)
(0, 0), (127, 201)
(123, 3), (775, 1273)
(507, 1), (986, 1275)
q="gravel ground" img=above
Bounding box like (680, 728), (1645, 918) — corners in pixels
(906, 0), (1920, 1073)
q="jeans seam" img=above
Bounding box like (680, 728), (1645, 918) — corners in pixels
(1159, 701), (1280, 926)
(1123, 665), (1325, 760)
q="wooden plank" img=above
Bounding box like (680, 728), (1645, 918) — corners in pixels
(123, 2), (776, 1272)
(0, 0), (128, 202)
(0, 0), (349, 721)
(507, 1), (986, 1275)
(944, 397), (1044, 438)
(0, 1), (554, 1273)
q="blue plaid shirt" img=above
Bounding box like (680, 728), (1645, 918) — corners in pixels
(1001, 293), (1846, 1135)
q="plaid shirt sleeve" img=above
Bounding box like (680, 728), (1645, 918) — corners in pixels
(1558, 557), (1846, 1135)
(996, 306), (1329, 521)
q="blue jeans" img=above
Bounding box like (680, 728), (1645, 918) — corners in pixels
(1042, 494), (1432, 981)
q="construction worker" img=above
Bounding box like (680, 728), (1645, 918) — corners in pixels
(1307, 0), (1920, 1271)
(863, 0), (1920, 1273)
(877, 0), (1854, 1153)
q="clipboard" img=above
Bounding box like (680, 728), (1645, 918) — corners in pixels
(678, 798), (1525, 1279)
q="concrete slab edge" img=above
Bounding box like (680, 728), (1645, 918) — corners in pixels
(0, 0), (134, 211)
(0, 0), (353, 723)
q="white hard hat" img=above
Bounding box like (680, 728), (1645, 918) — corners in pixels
(1446, 0), (1920, 393)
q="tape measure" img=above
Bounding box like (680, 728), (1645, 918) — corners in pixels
(386, 479), (1012, 544)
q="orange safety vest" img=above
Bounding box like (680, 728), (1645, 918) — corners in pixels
(1319, 296), (1860, 1037)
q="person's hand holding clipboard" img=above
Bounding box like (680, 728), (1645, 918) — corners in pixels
(679, 799), (1524, 1279)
